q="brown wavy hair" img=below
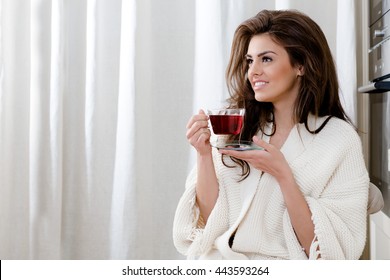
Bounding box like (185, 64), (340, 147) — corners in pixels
(224, 9), (351, 180)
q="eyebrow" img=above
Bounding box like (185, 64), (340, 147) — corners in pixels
(245, 50), (277, 58)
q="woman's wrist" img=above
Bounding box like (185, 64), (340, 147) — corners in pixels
(276, 166), (295, 188)
(197, 146), (212, 157)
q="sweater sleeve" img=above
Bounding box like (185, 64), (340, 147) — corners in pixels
(172, 153), (229, 258)
(304, 128), (369, 259)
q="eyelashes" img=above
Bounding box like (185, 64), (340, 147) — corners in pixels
(245, 56), (273, 67)
(261, 56), (272, 62)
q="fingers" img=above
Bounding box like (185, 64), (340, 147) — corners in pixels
(219, 149), (256, 160)
(188, 127), (210, 144)
(186, 109), (211, 149)
(186, 110), (208, 129)
(195, 128), (211, 145)
(186, 119), (209, 140)
(252, 136), (273, 151)
(186, 109), (207, 128)
(219, 136), (272, 161)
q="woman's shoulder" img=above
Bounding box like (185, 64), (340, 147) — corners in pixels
(312, 115), (361, 147)
(323, 116), (357, 135)
(306, 114), (355, 133)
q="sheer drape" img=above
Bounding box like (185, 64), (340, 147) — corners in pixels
(0, 0), (359, 260)
(0, 0), (137, 259)
(337, 0), (357, 125)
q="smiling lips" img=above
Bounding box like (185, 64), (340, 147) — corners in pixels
(253, 81), (268, 90)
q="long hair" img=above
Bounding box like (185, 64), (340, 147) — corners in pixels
(224, 9), (351, 180)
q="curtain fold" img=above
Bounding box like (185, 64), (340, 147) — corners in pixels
(0, 0), (130, 259)
(192, 0), (225, 113)
(0, 0), (32, 259)
(109, 0), (137, 260)
(336, 0), (357, 124)
(29, 0), (61, 259)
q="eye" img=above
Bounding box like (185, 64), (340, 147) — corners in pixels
(262, 56), (272, 63)
(246, 58), (253, 66)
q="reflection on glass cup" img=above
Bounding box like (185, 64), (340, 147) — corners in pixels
(207, 108), (245, 135)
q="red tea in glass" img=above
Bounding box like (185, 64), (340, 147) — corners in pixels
(207, 108), (245, 135)
(209, 115), (243, 135)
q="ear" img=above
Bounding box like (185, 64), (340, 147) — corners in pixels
(296, 65), (304, 77)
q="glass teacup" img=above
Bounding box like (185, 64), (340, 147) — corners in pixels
(207, 108), (262, 151)
(207, 108), (245, 135)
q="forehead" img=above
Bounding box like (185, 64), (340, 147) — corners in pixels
(247, 33), (285, 54)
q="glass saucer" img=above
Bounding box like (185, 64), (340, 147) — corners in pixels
(211, 140), (263, 151)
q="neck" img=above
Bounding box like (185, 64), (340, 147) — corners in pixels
(273, 106), (296, 132)
(269, 107), (296, 149)
(271, 83), (300, 130)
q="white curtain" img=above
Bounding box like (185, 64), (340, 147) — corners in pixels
(0, 0), (360, 260)
(0, 0), (138, 259)
(336, 0), (357, 125)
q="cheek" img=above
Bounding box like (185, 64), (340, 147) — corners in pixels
(273, 66), (298, 86)
(274, 64), (295, 78)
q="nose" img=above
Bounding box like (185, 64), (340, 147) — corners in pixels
(248, 60), (262, 79)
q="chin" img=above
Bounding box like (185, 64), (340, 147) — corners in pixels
(254, 93), (269, 103)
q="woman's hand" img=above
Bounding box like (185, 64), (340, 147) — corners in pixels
(187, 110), (218, 222)
(219, 135), (293, 183)
(186, 109), (212, 155)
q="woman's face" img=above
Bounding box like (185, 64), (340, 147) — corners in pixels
(246, 33), (302, 107)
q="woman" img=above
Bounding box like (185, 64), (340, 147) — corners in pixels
(173, 9), (369, 260)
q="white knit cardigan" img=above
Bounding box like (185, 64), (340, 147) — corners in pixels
(173, 115), (369, 260)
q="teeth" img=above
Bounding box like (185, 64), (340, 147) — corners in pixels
(255, 82), (267, 86)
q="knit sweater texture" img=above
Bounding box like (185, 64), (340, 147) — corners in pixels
(173, 116), (369, 259)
